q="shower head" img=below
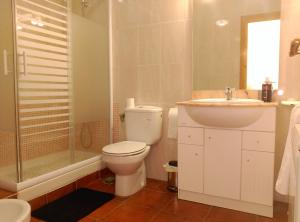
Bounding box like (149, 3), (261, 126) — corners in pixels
(81, 0), (89, 8)
(289, 39), (300, 57)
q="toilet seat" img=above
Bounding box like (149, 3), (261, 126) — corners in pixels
(103, 141), (147, 157)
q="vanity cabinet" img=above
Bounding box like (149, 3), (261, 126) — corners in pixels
(177, 105), (276, 217)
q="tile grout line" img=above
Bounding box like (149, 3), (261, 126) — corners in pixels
(98, 191), (139, 221)
(148, 195), (175, 222)
(202, 205), (213, 222)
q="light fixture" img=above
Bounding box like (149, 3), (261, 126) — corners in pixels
(216, 19), (229, 27)
(16, 25), (23, 30)
(277, 89), (284, 96)
(31, 20), (38, 26)
(31, 16), (44, 27)
(37, 22), (44, 27)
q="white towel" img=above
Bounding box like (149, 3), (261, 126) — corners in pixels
(276, 104), (300, 195)
(167, 108), (178, 139)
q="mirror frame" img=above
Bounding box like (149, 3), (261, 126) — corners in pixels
(239, 12), (281, 89)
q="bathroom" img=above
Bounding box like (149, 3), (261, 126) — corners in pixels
(0, 0), (300, 221)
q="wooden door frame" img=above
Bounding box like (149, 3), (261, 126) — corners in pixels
(240, 12), (280, 89)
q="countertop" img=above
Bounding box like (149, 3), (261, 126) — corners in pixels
(176, 100), (278, 107)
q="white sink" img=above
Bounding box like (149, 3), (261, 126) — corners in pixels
(0, 199), (31, 222)
(185, 98), (264, 128)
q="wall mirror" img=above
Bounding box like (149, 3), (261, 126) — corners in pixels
(193, 0), (281, 90)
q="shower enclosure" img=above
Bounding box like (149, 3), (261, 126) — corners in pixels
(0, 0), (110, 190)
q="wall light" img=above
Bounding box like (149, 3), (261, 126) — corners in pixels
(216, 19), (229, 27)
(277, 89), (284, 96)
(16, 25), (23, 30)
(31, 17), (44, 27)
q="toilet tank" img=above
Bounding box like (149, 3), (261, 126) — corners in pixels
(125, 106), (163, 145)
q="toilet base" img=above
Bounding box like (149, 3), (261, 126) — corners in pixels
(115, 161), (146, 197)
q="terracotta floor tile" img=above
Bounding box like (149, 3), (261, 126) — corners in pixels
(151, 211), (195, 222)
(126, 189), (175, 210)
(87, 198), (123, 220)
(29, 195), (47, 211)
(163, 198), (211, 222)
(29, 178), (289, 222)
(145, 178), (168, 193)
(30, 217), (44, 222)
(257, 202), (288, 222)
(79, 217), (98, 222)
(102, 203), (157, 222)
(77, 172), (99, 189)
(47, 183), (76, 203)
(206, 207), (258, 222)
(85, 179), (115, 194)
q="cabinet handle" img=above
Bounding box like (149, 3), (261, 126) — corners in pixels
(3, 50), (12, 76)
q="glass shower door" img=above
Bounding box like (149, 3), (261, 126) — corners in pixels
(13, 0), (111, 181)
(0, 0), (19, 183)
(15, 0), (73, 180)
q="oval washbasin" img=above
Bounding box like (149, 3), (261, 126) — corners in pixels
(0, 199), (31, 222)
(186, 98), (264, 128)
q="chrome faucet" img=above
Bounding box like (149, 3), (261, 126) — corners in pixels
(225, 87), (234, 100)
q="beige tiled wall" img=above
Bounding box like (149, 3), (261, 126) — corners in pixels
(112, 0), (193, 180)
(279, 0), (300, 99)
(0, 131), (16, 167)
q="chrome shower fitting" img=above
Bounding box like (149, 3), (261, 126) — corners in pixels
(289, 39), (300, 57)
(81, 0), (89, 8)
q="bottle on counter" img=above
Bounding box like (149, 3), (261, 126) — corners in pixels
(261, 77), (273, 102)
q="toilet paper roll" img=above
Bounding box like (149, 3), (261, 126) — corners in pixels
(168, 107), (178, 139)
(126, 98), (135, 109)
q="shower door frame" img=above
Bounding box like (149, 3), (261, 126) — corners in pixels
(11, 0), (23, 183)
(9, 0), (114, 183)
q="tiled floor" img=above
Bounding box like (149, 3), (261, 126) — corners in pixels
(31, 179), (288, 222)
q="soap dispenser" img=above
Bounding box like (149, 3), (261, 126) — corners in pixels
(261, 77), (273, 102)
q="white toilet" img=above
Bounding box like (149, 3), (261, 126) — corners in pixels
(102, 105), (162, 197)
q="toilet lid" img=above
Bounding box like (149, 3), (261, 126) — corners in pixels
(102, 141), (147, 156)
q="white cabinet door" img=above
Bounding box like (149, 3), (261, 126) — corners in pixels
(241, 151), (274, 206)
(178, 144), (204, 193)
(204, 129), (242, 200)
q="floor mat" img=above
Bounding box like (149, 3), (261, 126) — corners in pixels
(32, 188), (114, 222)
